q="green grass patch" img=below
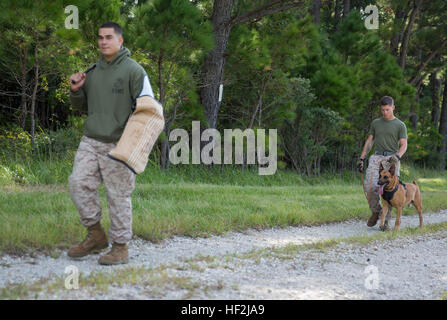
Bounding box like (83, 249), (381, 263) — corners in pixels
(1, 163), (447, 254)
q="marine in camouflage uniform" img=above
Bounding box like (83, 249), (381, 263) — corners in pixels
(67, 22), (157, 265)
(358, 96), (407, 230)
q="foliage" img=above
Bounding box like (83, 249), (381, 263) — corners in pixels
(0, 0), (446, 174)
(0, 117), (83, 163)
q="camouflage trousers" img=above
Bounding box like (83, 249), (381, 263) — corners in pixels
(69, 136), (136, 244)
(363, 154), (401, 222)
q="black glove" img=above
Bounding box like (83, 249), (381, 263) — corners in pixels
(357, 158), (365, 173)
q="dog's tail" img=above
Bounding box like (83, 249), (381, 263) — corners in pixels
(413, 180), (421, 198)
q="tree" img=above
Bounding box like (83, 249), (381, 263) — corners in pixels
(388, 0), (410, 56)
(280, 77), (315, 174)
(398, 0), (423, 71)
(77, 0), (123, 44)
(313, 11), (415, 170)
(200, 0), (306, 130)
(430, 72), (442, 125)
(129, 0), (213, 168)
(222, 13), (317, 128)
(0, 0), (83, 151)
(311, 0), (321, 24)
(283, 105), (342, 176)
(439, 79), (447, 170)
(0, 0), (124, 148)
(0, 26), (33, 128)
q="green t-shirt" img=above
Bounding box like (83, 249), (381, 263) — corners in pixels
(369, 117), (407, 153)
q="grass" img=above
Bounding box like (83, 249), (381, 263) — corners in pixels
(1, 160), (447, 254)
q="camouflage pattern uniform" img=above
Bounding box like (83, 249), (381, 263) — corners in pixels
(69, 136), (136, 244)
(363, 154), (401, 222)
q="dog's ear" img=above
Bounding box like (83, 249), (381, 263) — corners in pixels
(389, 163), (396, 176)
(379, 162), (384, 173)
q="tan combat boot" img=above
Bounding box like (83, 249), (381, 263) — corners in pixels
(68, 222), (108, 258)
(98, 242), (129, 265)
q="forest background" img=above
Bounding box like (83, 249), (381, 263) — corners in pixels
(1, 0), (446, 179)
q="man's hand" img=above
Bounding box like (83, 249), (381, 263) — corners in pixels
(357, 158), (365, 173)
(388, 154), (400, 164)
(69, 72), (86, 92)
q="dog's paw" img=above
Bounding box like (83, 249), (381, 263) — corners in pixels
(379, 224), (389, 232)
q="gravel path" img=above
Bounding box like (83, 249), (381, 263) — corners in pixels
(1, 210), (447, 299)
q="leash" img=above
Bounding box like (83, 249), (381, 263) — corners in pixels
(357, 158), (368, 200)
(360, 171), (368, 200)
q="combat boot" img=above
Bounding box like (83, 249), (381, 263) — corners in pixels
(98, 242), (129, 265)
(366, 211), (380, 227)
(68, 222), (108, 258)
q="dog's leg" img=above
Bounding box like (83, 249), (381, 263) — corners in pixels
(413, 187), (423, 228)
(379, 204), (388, 231)
(416, 205), (423, 228)
(394, 207), (403, 231)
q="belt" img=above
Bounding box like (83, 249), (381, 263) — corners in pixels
(374, 151), (395, 156)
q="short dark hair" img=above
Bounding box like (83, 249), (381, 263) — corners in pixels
(99, 21), (123, 37)
(380, 96), (394, 107)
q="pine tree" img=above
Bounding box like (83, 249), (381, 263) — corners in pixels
(128, 0), (213, 168)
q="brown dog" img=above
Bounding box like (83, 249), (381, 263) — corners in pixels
(377, 163), (423, 231)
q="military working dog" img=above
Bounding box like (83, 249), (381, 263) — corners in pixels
(377, 163), (423, 231)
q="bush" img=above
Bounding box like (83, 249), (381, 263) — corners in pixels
(405, 126), (442, 168)
(0, 116), (84, 162)
(0, 126), (33, 160)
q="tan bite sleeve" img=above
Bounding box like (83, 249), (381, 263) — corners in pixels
(108, 96), (164, 174)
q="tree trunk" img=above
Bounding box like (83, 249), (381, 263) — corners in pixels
(316, 155), (321, 175)
(158, 54), (166, 106)
(201, 0), (234, 129)
(248, 74), (270, 129)
(312, 0), (321, 24)
(430, 72), (441, 125)
(19, 74), (28, 129)
(399, 0), (423, 71)
(342, 0), (350, 19)
(334, 0), (342, 31)
(160, 129), (170, 169)
(409, 38), (447, 86)
(19, 46), (28, 129)
(409, 79), (423, 131)
(160, 91), (181, 169)
(284, 143), (300, 174)
(30, 62), (39, 154)
(438, 79), (447, 170)
(390, 5), (409, 56)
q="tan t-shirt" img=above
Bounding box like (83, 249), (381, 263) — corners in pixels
(369, 117), (407, 153)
